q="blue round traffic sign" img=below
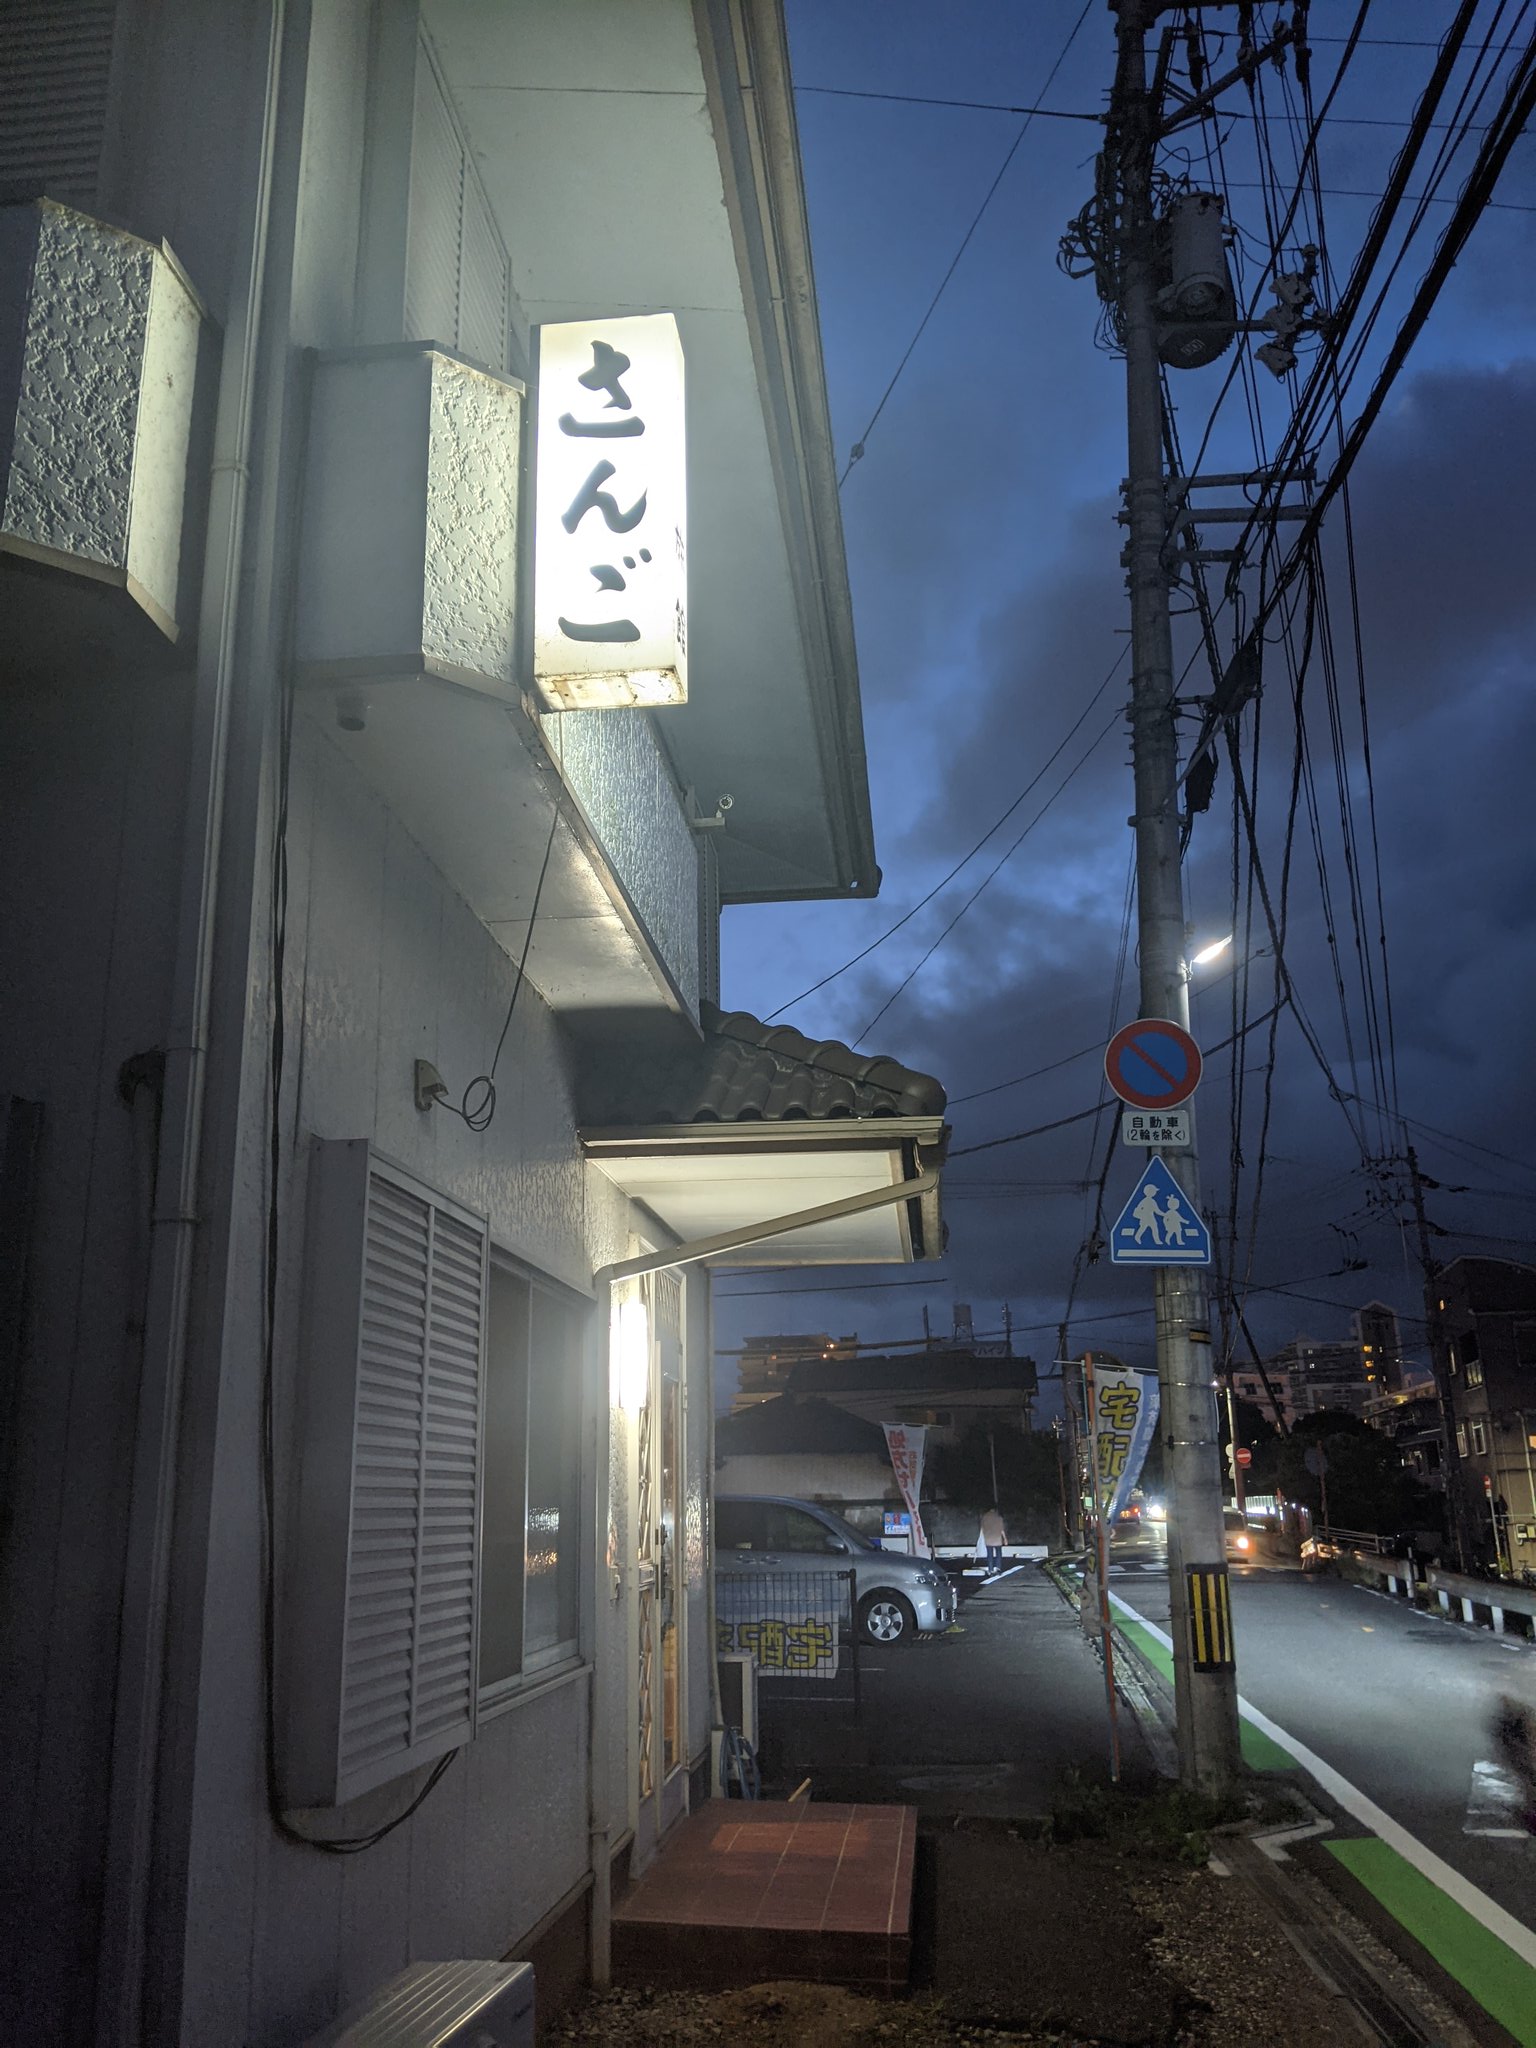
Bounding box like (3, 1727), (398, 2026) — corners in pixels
(1104, 1018), (1202, 1111)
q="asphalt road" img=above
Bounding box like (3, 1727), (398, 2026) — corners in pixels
(766, 1563), (1154, 1814)
(1109, 1556), (1536, 1936)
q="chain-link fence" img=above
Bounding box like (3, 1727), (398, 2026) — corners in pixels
(716, 1567), (861, 1779)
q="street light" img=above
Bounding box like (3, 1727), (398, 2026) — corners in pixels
(1189, 933), (1234, 969)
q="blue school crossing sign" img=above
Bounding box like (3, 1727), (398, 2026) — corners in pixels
(1109, 1155), (1212, 1266)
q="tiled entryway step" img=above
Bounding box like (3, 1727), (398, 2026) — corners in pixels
(612, 1801), (915, 1993)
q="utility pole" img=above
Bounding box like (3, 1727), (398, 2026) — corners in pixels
(1110, 0), (1240, 1792)
(1407, 1144), (1470, 1570)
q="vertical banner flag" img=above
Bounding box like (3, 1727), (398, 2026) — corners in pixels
(1091, 1367), (1160, 1522)
(881, 1423), (931, 1555)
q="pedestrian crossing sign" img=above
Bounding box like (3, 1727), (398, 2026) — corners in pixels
(1109, 1154), (1212, 1266)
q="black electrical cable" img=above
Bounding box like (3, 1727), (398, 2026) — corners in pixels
(764, 647), (1128, 1023)
(445, 799), (562, 1135)
(951, 1000), (1288, 1160)
(836, 0), (1095, 487)
(852, 703), (1124, 1046)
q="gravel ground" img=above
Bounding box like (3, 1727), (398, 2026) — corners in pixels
(553, 1842), (1456, 2047)
(552, 1979), (1121, 2044)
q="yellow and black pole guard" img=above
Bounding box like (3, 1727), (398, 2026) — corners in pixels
(1185, 1564), (1235, 1670)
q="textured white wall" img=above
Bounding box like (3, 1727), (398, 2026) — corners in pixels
(1, 204), (150, 568)
(552, 708), (701, 1014)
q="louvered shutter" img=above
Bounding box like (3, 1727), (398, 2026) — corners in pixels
(404, 34), (510, 371)
(405, 47), (463, 353)
(457, 172), (509, 374)
(0, 1), (117, 208)
(286, 1142), (487, 1809)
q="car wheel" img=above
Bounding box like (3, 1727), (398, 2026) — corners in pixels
(860, 1591), (916, 1645)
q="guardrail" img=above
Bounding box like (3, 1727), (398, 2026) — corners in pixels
(1330, 1549), (1421, 1599)
(1424, 1565), (1536, 1638)
(1329, 1548), (1536, 1640)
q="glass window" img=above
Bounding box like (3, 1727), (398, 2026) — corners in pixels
(480, 1264), (531, 1690)
(715, 1499), (766, 1550)
(524, 1289), (581, 1662)
(1515, 1321), (1536, 1368)
(1470, 1419), (1488, 1458)
(1456, 1424), (1468, 1458)
(478, 1261), (585, 1697)
(767, 1505), (844, 1555)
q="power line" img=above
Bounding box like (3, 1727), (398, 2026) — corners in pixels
(949, 1001), (1289, 1160)
(764, 646), (1128, 1023)
(796, 85), (1100, 122)
(798, 80), (1516, 142)
(853, 704), (1123, 1044)
(836, 0), (1095, 487)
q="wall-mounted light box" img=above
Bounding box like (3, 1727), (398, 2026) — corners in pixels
(533, 313), (687, 710)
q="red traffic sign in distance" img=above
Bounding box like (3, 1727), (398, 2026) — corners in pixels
(1235, 1447), (1253, 1468)
(1104, 1018), (1203, 1111)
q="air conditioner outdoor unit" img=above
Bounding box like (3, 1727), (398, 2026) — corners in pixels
(717, 1651), (758, 1748)
(303, 1961), (534, 2047)
(712, 1651), (761, 1792)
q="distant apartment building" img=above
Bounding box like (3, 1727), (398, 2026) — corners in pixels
(733, 1332), (860, 1412)
(1237, 1319), (1405, 1427)
(1355, 1298), (1409, 1391)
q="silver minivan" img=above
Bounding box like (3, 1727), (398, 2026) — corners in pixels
(715, 1494), (955, 1644)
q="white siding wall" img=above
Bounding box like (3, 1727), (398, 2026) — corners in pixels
(0, 661), (193, 2048)
(177, 715), (641, 2045)
(715, 1452), (897, 1507)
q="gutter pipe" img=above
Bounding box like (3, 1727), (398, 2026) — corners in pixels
(96, 7), (288, 2041)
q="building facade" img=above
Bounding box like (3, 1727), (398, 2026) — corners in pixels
(0, 5), (948, 2043)
(1440, 1257), (1536, 1573)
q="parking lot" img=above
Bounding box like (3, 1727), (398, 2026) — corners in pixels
(752, 1559), (1157, 1814)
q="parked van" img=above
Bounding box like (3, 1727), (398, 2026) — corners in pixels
(715, 1494), (956, 1644)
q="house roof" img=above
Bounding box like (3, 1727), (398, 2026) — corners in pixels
(1441, 1256), (1536, 1315)
(715, 1394), (889, 1459)
(578, 1001), (946, 1127)
(785, 1351), (1038, 1398)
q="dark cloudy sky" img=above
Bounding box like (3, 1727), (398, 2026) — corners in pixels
(715, 2), (1536, 1410)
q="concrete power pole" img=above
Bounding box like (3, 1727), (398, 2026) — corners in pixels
(1110, 0), (1241, 1793)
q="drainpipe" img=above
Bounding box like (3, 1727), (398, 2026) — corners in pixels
(585, 1164), (941, 1984)
(95, 7), (289, 2042)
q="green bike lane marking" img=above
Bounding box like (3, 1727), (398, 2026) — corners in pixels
(1108, 1585), (1536, 2043)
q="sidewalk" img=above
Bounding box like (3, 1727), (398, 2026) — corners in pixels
(556, 1561), (1491, 2044)
(807, 1561), (1156, 1816)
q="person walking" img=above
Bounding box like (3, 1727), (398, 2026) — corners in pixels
(979, 1504), (1007, 1572)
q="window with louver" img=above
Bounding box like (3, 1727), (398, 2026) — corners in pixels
(287, 1142), (488, 1809)
(405, 35), (510, 373)
(0, 1), (117, 208)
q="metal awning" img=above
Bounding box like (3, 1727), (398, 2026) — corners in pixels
(582, 1117), (947, 1267)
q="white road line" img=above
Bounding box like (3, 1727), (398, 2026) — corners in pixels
(1466, 1759), (1528, 1838)
(1106, 1585), (1536, 1968)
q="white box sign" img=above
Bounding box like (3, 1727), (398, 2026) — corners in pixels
(1121, 1108), (1191, 1148)
(533, 313), (686, 708)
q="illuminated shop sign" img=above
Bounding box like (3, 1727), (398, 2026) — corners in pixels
(533, 313), (686, 708)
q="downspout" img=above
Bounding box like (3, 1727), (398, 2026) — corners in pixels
(585, 1164), (940, 1985)
(96, 7), (287, 2042)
